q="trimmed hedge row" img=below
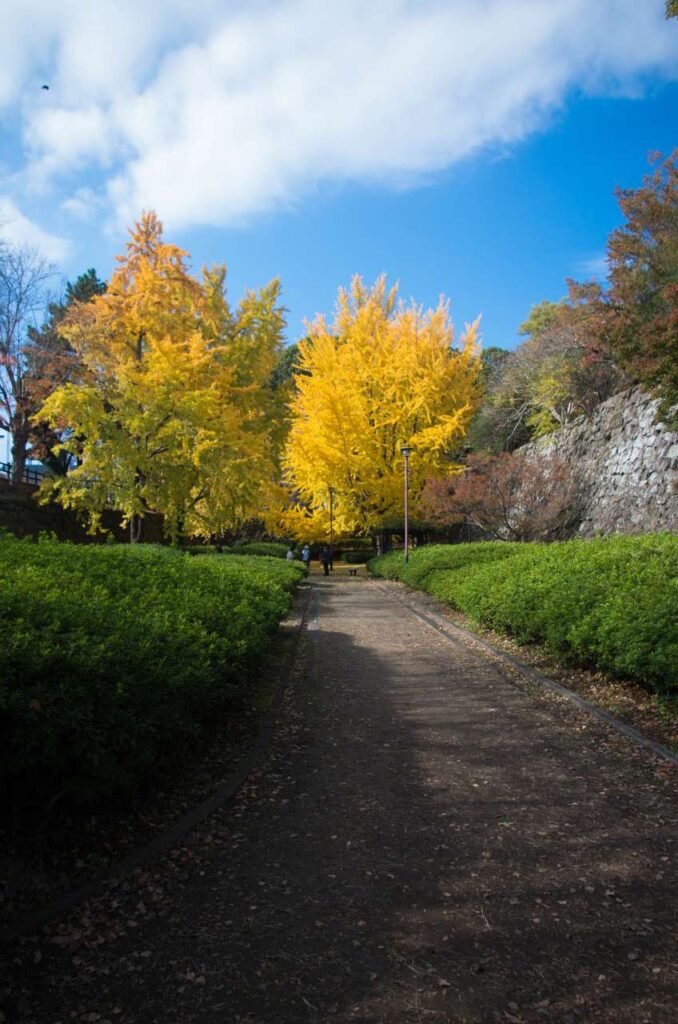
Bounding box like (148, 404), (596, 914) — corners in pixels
(230, 542), (291, 558)
(342, 549), (377, 564)
(187, 542), (291, 559)
(0, 535), (305, 802)
(369, 535), (678, 695)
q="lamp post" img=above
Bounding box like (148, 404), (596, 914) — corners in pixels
(400, 446), (412, 563)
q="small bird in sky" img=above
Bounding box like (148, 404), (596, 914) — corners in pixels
(41, 84), (49, 90)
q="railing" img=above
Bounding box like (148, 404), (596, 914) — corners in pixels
(0, 461), (47, 487)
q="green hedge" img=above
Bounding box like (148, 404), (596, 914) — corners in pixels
(342, 549), (377, 564)
(230, 542), (291, 559)
(369, 536), (678, 695)
(186, 541), (290, 559)
(0, 536), (305, 802)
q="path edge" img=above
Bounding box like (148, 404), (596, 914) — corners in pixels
(0, 581), (312, 944)
(370, 577), (678, 768)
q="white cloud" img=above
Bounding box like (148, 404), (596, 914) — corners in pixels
(60, 186), (103, 221)
(576, 254), (609, 280)
(25, 106), (114, 190)
(2, 0), (677, 229)
(0, 198), (71, 262)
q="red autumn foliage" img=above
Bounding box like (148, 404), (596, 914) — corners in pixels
(422, 452), (579, 542)
(571, 149), (678, 425)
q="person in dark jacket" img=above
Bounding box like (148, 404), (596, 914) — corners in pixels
(319, 545), (331, 576)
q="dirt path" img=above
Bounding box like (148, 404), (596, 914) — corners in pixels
(4, 574), (677, 1023)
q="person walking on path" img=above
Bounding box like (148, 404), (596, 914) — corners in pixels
(319, 544), (331, 576)
(285, 545), (296, 561)
(301, 543), (312, 569)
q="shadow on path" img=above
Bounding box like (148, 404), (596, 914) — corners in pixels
(4, 576), (677, 1023)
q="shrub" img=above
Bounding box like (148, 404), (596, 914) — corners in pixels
(370, 535), (678, 695)
(342, 549), (376, 564)
(185, 542), (290, 559)
(0, 536), (305, 803)
(337, 537), (374, 550)
(421, 452), (580, 541)
(228, 542), (291, 559)
(368, 541), (522, 590)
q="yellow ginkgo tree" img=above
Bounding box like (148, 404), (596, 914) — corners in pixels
(281, 275), (481, 540)
(39, 212), (286, 540)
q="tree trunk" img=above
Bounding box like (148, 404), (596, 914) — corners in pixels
(10, 423), (29, 487)
(130, 514), (143, 544)
(130, 460), (146, 543)
(377, 529), (393, 555)
(173, 513), (186, 548)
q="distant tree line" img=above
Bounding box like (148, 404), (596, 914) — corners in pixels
(0, 150), (675, 543)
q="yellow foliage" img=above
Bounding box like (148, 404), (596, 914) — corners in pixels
(40, 213), (286, 539)
(281, 276), (481, 538)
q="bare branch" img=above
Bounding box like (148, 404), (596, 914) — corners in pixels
(0, 239), (54, 481)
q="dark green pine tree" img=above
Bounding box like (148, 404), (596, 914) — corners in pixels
(27, 269), (107, 475)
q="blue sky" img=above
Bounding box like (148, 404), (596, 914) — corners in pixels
(183, 83), (678, 350)
(1, 1), (677, 352)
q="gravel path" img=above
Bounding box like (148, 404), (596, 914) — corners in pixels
(4, 573), (677, 1023)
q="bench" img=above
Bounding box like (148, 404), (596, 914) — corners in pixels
(348, 568), (358, 577)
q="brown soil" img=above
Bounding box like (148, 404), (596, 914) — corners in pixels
(1, 572), (676, 1023)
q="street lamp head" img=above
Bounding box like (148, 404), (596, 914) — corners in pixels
(400, 446), (413, 458)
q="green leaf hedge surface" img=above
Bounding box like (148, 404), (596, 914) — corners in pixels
(0, 536), (306, 802)
(342, 550), (377, 564)
(186, 542), (290, 558)
(369, 535), (677, 696)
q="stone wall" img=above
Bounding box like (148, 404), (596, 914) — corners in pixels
(523, 387), (677, 537)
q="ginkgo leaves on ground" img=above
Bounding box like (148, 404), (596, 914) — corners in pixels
(281, 276), (481, 538)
